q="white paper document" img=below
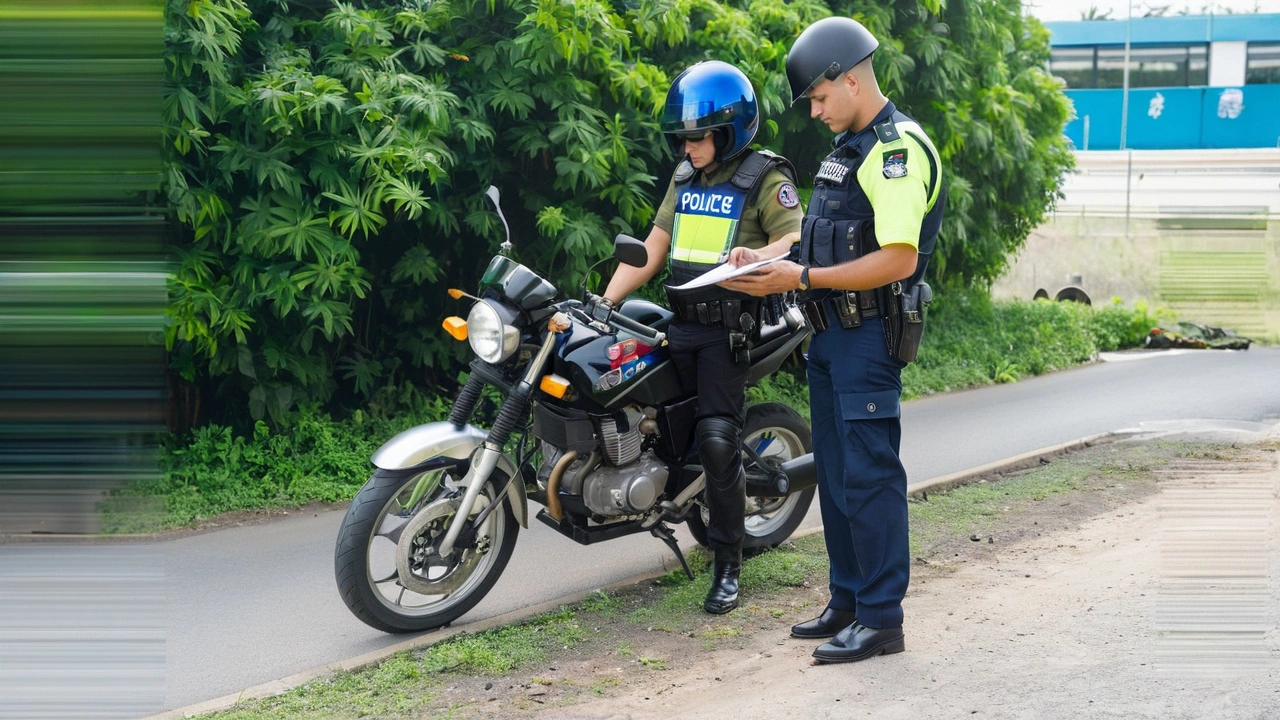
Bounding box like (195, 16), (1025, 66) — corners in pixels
(666, 255), (785, 290)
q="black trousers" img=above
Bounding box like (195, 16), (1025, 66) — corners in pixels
(667, 321), (750, 556)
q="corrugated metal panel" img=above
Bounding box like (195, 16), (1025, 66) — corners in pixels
(1047, 14), (1280, 47)
(1064, 85), (1280, 150)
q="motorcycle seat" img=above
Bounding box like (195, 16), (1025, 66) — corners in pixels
(616, 298), (673, 333)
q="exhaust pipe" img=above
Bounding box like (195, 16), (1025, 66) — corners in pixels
(544, 450), (577, 522)
(744, 453), (817, 498)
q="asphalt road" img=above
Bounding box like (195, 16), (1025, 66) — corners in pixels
(10, 348), (1280, 718)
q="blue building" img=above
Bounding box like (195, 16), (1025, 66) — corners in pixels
(1047, 13), (1280, 150)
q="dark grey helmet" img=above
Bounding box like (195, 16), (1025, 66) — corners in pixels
(785, 17), (880, 105)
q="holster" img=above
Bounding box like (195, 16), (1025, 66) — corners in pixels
(880, 280), (933, 363)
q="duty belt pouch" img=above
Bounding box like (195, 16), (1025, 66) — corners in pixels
(832, 291), (862, 328)
(882, 280), (932, 363)
(808, 218), (836, 268)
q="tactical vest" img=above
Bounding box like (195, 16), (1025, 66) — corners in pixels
(667, 150), (797, 291)
(797, 104), (943, 293)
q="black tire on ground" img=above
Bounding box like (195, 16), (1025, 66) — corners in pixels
(687, 401), (815, 553)
(334, 467), (519, 633)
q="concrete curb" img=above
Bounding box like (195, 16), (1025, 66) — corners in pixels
(141, 433), (1122, 720)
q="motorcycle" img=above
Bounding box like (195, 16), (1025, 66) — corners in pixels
(334, 186), (818, 633)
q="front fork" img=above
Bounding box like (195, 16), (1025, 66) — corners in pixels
(437, 321), (563, 558)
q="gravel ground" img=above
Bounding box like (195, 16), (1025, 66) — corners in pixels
(509, 434), (1280, 720)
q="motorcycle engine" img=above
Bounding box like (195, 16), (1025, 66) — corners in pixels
(583, 405), (665, 515)
(583, 450), (668, 516)
(597, 406), (643, 466)
(536, 405), (668, 517)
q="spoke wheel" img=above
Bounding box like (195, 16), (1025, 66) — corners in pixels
(335, 467), (518, 633)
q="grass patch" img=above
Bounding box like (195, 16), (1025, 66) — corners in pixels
(637, 656), (667, 670)
(580, 589), (623, 615)
(203, 653), (439, 720)
(591, 676), (623, 695)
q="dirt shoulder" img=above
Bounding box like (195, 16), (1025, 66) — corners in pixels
(423, 436), (1280, 720)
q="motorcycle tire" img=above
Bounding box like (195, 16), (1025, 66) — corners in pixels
(335, 467), (519, 634)
(687, 401), (815, 553)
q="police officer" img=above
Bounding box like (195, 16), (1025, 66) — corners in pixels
(599, 60), (803, 614)
(721, 17), (944, 660)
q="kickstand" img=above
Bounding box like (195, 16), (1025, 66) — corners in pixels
(650, 523), (694, 581)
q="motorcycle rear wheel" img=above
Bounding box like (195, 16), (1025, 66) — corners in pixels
(335, 467), (518, 633)
(687, 401), (815, 552)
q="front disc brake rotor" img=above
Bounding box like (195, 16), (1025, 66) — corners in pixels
(394, 495), (491, 596)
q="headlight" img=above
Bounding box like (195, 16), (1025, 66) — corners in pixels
(467, 301), (519, 364)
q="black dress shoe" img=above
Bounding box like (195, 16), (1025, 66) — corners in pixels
(812, 622), (905, 663)
(790, 607), (857, 639)
(703, 561), (740, 615)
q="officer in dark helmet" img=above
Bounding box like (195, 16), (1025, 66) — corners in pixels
(599, 60), (803, 614)
(722, 17), (944, 660)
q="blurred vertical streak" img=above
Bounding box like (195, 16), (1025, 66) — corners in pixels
(0, 0), (166, 716)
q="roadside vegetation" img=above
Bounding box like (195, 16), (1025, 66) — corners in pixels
(190, 437), (1273, 720)
(103, 291), (1169, 532)
(118, 0), (1083, 530)
(162, 0), (1071, 428)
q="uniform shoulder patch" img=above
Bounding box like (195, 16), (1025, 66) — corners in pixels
(776, 182), (800, 209)
(882, 148), (908, 179)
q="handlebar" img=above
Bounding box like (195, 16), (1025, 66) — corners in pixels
(565, 299), (665, 345)
(608, 309), (665, 344)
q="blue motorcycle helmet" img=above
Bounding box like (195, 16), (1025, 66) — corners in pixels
(659, 61), (759, 162)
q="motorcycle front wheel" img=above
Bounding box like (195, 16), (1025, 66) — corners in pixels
(334, 466), (518, 633)
(687, 401), (815, 552)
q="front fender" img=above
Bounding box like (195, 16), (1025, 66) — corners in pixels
(372, 421), (527, 528)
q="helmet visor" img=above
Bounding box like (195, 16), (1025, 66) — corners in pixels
(660, 100), (739, 133)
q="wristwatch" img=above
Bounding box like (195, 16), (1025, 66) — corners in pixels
(797, 266), (811, 291)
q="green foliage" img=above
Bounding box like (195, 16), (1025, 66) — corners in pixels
(746, 366), (810, 417)
(163, 0), (1073, 424)
(101, 394), (450, 531)
(901, 290), (1168, 399)
(1088, 297), (1169, 351)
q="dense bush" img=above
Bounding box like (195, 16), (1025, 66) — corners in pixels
(900, 291), (1170, 395)
(163, 0), (1073, 426)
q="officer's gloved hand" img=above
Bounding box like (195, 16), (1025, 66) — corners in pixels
(585, 293), (614, 322)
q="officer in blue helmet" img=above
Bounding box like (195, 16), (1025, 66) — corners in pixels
(600, 60), (804, 614)
(723, 16), (945, 661)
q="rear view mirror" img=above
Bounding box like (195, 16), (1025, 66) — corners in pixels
(613, 234), (647, 268)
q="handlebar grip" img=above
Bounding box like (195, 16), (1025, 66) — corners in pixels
(609, 310), (663, 342)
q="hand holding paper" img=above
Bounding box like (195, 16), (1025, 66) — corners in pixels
(666, 255), (786, 291)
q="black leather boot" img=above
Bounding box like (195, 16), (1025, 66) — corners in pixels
(790, 606), (857, 639)
(703, 559), (741, 615)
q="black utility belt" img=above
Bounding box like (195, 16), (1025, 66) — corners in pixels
(669, 297), (760, 331)
(802, 291), (879, 335)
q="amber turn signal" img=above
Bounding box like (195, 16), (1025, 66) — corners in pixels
(442, 316), (468, 341)
(447, 288), (465, 300)
(539, 374), (571, 399)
